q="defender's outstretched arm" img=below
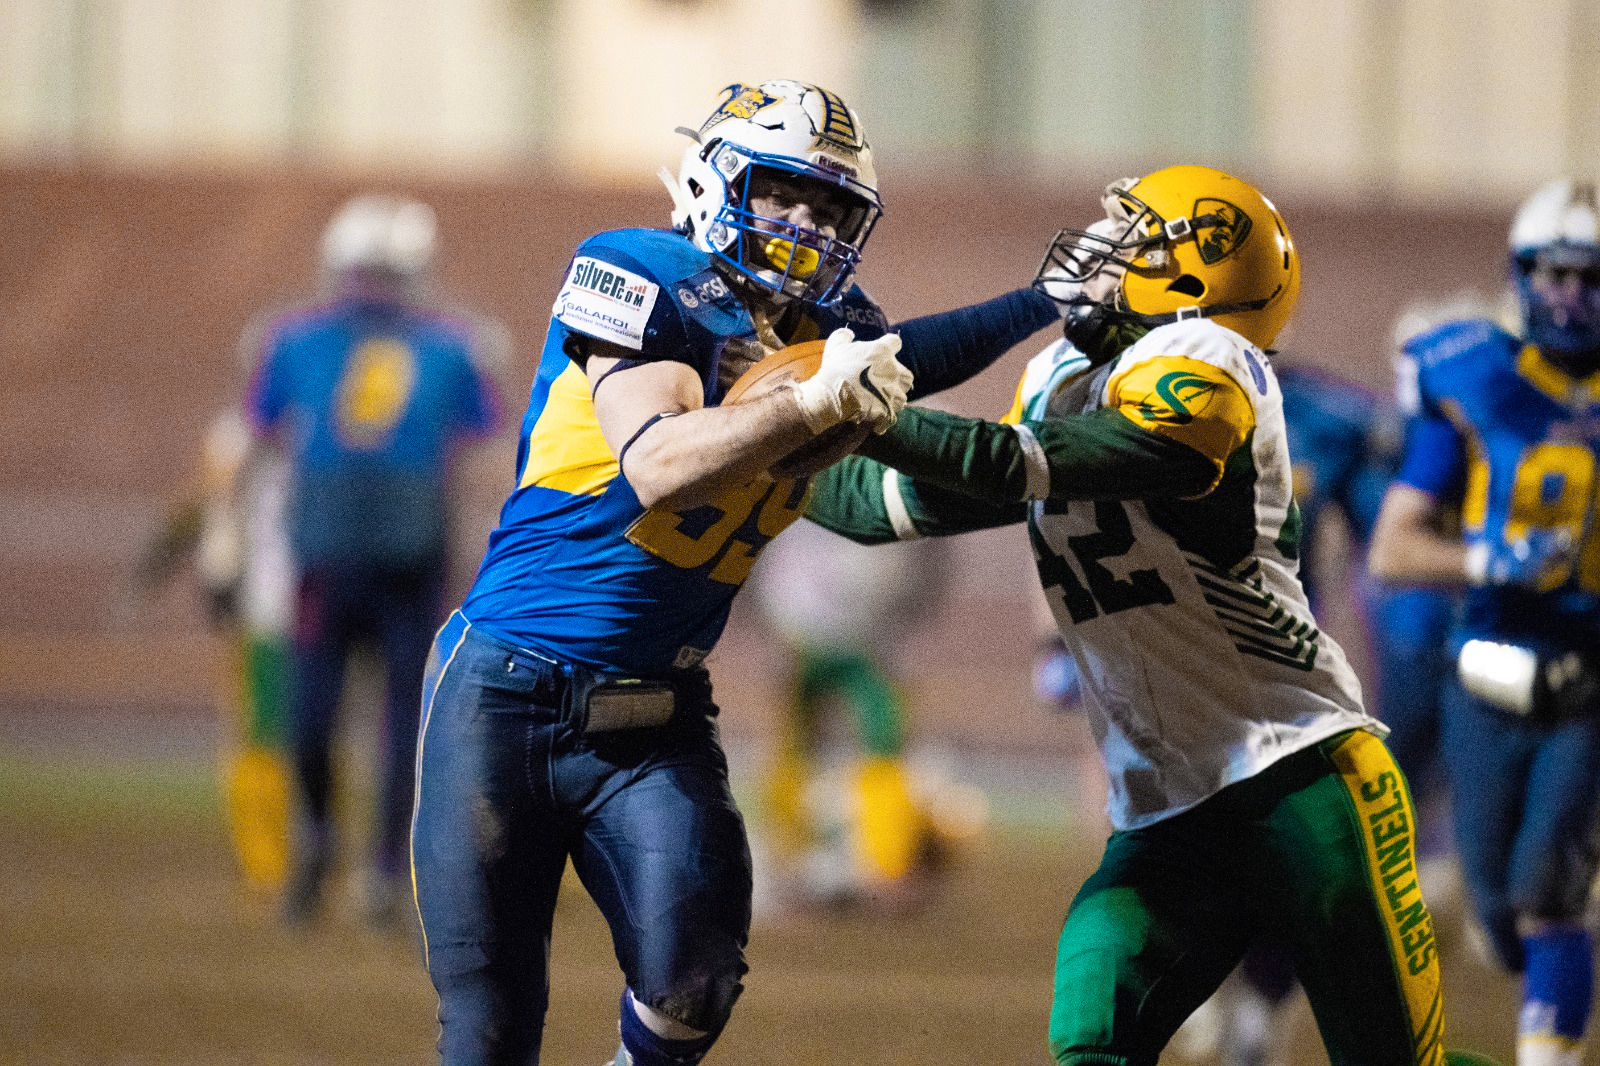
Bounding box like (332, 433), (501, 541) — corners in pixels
(806, 453), (1027, 544)
(859, 405), (1220, 508)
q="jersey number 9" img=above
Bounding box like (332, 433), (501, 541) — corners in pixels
(626, 476), (810, 585)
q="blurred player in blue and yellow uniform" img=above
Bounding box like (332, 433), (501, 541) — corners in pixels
(410, 80), (1061, 1066)
(245, 195), (503, 925)
(1372, 179), (1600, 1066)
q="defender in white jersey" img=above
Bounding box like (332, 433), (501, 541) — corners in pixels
(1001, 318), (1371, 827)
(807, 167), (1483, 1066)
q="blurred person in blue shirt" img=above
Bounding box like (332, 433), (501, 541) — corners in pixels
(1371, 180), (1600, 1066)
(245, 194), (503, 926)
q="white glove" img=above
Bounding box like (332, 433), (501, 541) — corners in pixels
(789, 328), (912, 434)
(1037, 217), (1130, 315)
(1465, 529), (1575, 589)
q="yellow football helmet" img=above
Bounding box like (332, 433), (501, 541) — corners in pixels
(1038, 165), (1300, 351)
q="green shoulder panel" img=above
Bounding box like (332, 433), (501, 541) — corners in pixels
(1142, 431), (1261, 572)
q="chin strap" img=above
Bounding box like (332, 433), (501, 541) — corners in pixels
(1129, 289), (1279, 329)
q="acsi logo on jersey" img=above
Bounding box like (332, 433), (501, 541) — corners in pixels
(839, 303), (887, 330)
(678, 273), (733, 311)
(1194, 198), (1253, 265)
(1137, 371), (1220, 426)
(570, 259), (651, 309)
(700, 84), (780, 135)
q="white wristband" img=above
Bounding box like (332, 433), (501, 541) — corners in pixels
(786, 378), (842, 434)
(1012, 423), (1051, 501)
(882, 467), (921, 541)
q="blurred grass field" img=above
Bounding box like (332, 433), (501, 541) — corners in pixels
(0, 697), (1546, 1066)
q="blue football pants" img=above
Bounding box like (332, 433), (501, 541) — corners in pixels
(290, 560), (443, 881)
(411, 614), (752, 1066)
(1441, 676), (1600, 971)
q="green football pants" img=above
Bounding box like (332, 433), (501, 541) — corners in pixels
(792, 646), (904, 757)
(1049, 729), (1445, 1066)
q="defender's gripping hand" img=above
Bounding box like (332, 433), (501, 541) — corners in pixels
(1034, 217), (1128, 315)
(788, 328), (912, 435)
(1466, 528), (1575, 590)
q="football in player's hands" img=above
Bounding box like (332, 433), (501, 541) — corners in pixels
(724, 338), (871, 477)
(722, 338), (826, 405)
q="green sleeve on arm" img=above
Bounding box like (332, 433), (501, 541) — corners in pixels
(858, 405), (1218, 507)
(805, 455), (1025, 543)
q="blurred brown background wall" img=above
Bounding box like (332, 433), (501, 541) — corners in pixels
(0, 164), (1509, 749)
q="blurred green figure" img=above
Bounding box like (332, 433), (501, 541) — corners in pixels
(141, 410), (294, 893)
(752, 518), (962, 904)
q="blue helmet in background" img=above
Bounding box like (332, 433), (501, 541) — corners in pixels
(1509, 179), (1600, 374)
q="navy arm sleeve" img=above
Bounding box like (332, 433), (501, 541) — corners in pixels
(895, 288), (1061, 400)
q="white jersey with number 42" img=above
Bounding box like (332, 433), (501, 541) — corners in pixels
(1011, 319), (1376, 831)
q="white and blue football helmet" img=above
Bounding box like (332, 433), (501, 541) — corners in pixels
(1509, 179), (1600, 373)
(660, 80), (882, 306)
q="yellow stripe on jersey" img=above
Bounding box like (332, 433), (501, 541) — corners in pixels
(518, 363), (620, 496)
(1106, 355), (1255, 473)
(1437, 398), (1488, 532)
(1326, 730), (1447, 1066)
(1000, 374), (1029, 425)
(1518, 343), (1580, 403)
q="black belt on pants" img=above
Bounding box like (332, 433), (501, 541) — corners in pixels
(485, 628), (705, 735)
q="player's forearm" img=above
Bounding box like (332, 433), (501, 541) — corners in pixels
(1367, 484), (1471, 586)
(624, 388), (814, 511)
(897, 288), (1061, 400)
(858, 406), (1216, 507)
(806, 455), (1025, 542)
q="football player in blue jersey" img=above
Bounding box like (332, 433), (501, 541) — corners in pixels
(1371, 179), (1600, 1066)
(245, 195), (505, 926)
(409, 80), (1063, 1066)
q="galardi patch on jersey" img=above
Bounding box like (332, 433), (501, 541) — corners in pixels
(553, 256), (660, 351)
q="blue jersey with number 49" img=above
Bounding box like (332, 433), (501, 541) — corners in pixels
(462, 228), (891, 675)
(1397, 318), (1600, 650)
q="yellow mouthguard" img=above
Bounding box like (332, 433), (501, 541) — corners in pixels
(763, 237), (821, 279)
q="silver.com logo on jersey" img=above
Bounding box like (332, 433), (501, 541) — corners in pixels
(570, 259), (651, 309)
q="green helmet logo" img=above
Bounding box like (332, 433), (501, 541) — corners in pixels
(1138, 370), (1219, 426)
(1194, 198), (1253, 265)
